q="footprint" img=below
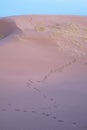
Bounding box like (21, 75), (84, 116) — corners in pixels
(45, 114), (51, 117)
(8, 104), (11, 106)
(49, 98), (58, 108)
(58, 120), (64, 123)
(42, 112), (51, 117)
(72, 122), (77, 125)
(85, 126), (87, 129)
(42, 94), (47, 99)
(26, 82), (31, 88)
(28, 79), (33, 83)
(36, 80), (41, 83)
(33, 87), (41, 93)
(23, 110), (27, 112)
(52, 116), (57, 119)
(15, 108), (21, 112)
(1, 108), (7, 111)
(85, 62), (87, 65)
(42, 75), (48, 82)
(26, 79), (34, 88)
(32, 110), (37, 114)
(50, 98), (54, 101)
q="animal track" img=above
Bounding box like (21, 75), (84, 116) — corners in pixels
(85, 62), (87, 65)
(50, 98), (54, 101)
(1, 108), (6, 111)
(23, 109), (27, 112)
(26, 58), (76, 89)
(26, 79), (34, 87)
(58, 120), (64, 123)
(52, 116), (57, 119)
(40, 58), (77, 83)
(1, 104), (87, 129)
(8, 104), (11, 106)
(15, 108), (21, 112)
(72, 122), (77, 125)
(85, 126), (87, 129)
(26, 80), (58, 111)
(33, 87), (41, 93)
(32, 110), (37, 114)
(24, 57), (79, 127)
(42, 112), (51, 117)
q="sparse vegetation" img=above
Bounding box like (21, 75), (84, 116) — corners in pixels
(48, 23), (80, 35)
(35, 26), (45, 32)
(49, 23), (87, 56)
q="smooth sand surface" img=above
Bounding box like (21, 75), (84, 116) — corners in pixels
(0, 15), (87, 130)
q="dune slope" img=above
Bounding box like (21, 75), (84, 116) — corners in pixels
(0, 15), (87, 130)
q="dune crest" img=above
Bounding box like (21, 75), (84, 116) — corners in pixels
(0, 18), (21, 40)
(9, 15), (87, 56)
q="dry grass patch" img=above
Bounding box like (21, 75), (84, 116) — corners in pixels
(49, 23), (87, 56)
(35, 26), (45, 32)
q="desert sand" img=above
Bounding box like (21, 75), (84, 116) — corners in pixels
(0, 15), (87, 130)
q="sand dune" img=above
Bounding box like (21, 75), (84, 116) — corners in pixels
(0, 15), (87, 130)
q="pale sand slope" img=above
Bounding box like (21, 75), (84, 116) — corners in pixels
(0, 15), (87, 130)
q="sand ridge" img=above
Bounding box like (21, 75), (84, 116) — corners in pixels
(0, 18), (21, 41)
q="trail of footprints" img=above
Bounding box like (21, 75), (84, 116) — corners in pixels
(26, 58), (77, 98)
(0, 104), (63, 122)
(1, 57), (87, 128)
(0, 104), (75, 124)
(26, 79), (58, 109)
(25, 57), (87, 128)
(25, 58), (78, 122)
(1, 104), (87, 129)
(26, 58), (77, 86)
(41, 58), (77, 82)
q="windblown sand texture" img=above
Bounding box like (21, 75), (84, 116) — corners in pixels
(0, 15), (87, 130)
